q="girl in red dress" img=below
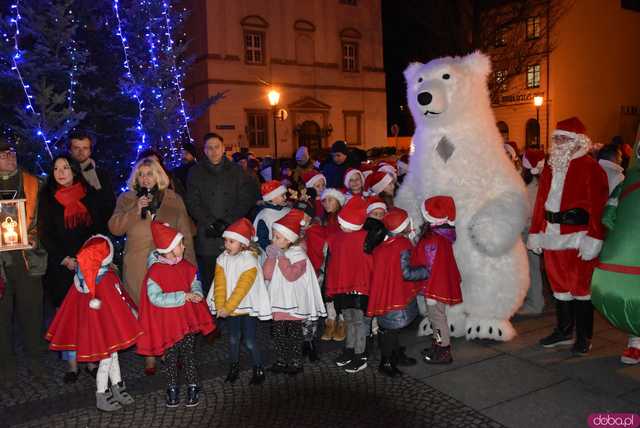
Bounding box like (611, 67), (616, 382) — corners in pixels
(402, 196), (462, 364)
(137, 222), (215, 408)
(46, 235), (142, 412)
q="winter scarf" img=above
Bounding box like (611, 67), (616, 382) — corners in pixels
(54, 182), (92, 229)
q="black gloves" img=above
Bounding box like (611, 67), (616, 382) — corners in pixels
(205, 218), (230, 238)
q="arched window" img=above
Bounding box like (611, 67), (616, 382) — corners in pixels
(525, 119), (540, 148)
(496, 121), (509, 143)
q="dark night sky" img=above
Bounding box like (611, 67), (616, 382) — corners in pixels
(381, 0), (474, 136)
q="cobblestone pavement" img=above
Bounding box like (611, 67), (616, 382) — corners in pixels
(2, 321), (503, 428)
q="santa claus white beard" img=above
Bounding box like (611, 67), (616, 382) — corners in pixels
(549, 137), (589, 175)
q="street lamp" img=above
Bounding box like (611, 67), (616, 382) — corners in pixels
(533, 96), (544, 148)
(268, 89), (281, 160)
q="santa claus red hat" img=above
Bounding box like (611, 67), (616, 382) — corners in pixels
(343, 168), (365, 189)
(377, 163), (397, 180)
(421, 196), (456, 226)
(358, 163), (376, 180)
(261, 180), (287, 202)
(302, 170), (326, 189)
(522, 149), (546, 175)
(272, 209), (306, 243)
(383, 207), (411, 235)
(151, 221), (184, 254)
(76, 234), (114, 310)
(553, 116), (587, 139)
(338, 196), (368, 231)
(320, 188), (346, 206)
(365, 171), (394, 195)
(222, 218), (255, 247)
(366, 195), (388, 214)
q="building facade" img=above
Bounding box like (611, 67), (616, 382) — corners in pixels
(488, 0), (640, 151)
(184, 0), (387, 157)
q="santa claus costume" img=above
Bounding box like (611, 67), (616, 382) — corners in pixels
(46, 235), (142, 412)
(325, 196), (374, 373)
(263, 209), (326, 375)
(254, 180), (291, 251)
(207, 218), (271, 385)
(527, 117), (609, 355)
(137, 221), (215, 408)
(518, 149), (547, 315)
(402, 196), (462, 364)
(366, 208), (420, 376)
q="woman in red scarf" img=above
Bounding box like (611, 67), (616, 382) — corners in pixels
(38, 154), (110, 382)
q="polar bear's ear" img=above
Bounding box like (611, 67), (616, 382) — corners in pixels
(404, 62), (423, 82)
(462, 51), (491, 77)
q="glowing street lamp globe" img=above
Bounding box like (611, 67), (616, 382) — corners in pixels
(533, 96), (544, 107)
(268, 89), (281, 106)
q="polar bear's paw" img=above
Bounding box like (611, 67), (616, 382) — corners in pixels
(465, 317), (516, 341)
(417, 316), (433, 337)
(447, 310), (467, 338)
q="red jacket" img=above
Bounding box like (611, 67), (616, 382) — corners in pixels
(325, 229), (373, 297)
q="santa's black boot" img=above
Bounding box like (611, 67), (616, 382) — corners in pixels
(540, 299), (575, 348)
(572, 300), (593, 356)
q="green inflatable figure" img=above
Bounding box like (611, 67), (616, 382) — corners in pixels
(591, 140), (640, 364)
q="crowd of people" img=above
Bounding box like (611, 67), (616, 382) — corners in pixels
(0, 122), (635, 413)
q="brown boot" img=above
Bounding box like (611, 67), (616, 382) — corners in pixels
(333, 320), (346, 342)
(321, 319), (336, 341)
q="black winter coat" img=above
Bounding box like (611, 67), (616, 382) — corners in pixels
(185, 157), (259, 256)
(38, 185), (109, 307)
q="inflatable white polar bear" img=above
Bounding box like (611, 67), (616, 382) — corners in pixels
(395, 51), (530, 341)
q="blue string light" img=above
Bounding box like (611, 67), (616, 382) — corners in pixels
(113, 0), (148, 164)
(9, 0), (53, 159)
(67, 11), (78, 114)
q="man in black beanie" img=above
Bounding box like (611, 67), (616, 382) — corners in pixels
(322, 140), (352, 189)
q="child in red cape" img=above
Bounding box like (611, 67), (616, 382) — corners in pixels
(137, 221), (215, 408)
(46, 235), (142, 412)
(402, 196), (462, 364)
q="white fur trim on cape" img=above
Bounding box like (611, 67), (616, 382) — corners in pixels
(337, 215), (363, 231)
(367, 201), (387, 214)
(89, 298), (102, 310)
(262, 185), (287, 202)
(222, 230), (250, 246)
(578, 235), (602, 261)
(272, 222), (299, 243)
(305, 174), (326, 189)
(370, 173), (394, 195)
(320, 188), (346, 206)
(156, 232), (184, 254)
(522, 156), (545, 175)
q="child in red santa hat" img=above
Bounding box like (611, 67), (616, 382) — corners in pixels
(343, 168), (366, 200)
(254, 180), (291, 251)
(263, 209), (326, 375)
(137, 221), (216, 408)
(402, 196), (462, 365)
(207, 218), (271, 385)
(324, 196), (374, 373)
(366, 170), (396, 208)
(301, 171), (327, 218)
(46, 235), (142, 412)
(367, 208), (420, 376)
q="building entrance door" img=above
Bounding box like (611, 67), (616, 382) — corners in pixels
(526, 119), (541, 148)
(297, 120), (322, 155)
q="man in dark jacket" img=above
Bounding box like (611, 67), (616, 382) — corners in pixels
(186, 133), (259, 294)
(68, 130), (116, 218)
(172, 142), (198, 196)
(322, 140), (353, 189)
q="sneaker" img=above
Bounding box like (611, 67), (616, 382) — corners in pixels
(249, 366), (266, 385)
(539, 329), (574, 348)
(110, 381), (134, 405)
(166, 386), (180, 408)
(186, 385), (200, 407)
(621, 347), (640, 365)
(378, 358), (401, 377)
(334, 349), (354, 367)
(344, 355), (367, 373)
(571, 338), (592, 356)
(96, 391), (122, 412)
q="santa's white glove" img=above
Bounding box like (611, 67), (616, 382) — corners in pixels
(578, 236), (602, 261)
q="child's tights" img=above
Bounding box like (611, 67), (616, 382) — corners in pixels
(164, 334), (198, 387)
(96, 352), (122, 393)
(427, 301), (450, 346)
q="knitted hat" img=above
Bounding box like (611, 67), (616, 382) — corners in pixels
(76, 234), (114, 310)
(331, 140), (348, 155)
(553, 117), (587, 139)
(383, 208), (411, 235)
(522, 149), (546, 175)
(421, 196), (456, 226)
(222, 218), (255, 246)
(151, 221), (184, 254)
(302, 170), (326, 189)
(366, 195), (388, 214)
(337, 196), (368, 231)
(261, 180), (287, 202)
(320, 188), (346, 206)
(343, 168), (365, 189)
(295, 146), (310, 163)
(273, 209), (306, 243)
(182, 142), (197, 159)
(365, 171), (394, 195)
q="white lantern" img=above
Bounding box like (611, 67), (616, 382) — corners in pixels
(0, 199), (31, 251)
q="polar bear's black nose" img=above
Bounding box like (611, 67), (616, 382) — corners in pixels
(417, 92), (432, 106)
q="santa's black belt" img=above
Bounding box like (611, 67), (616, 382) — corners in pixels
(545, 208), (589, 225)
